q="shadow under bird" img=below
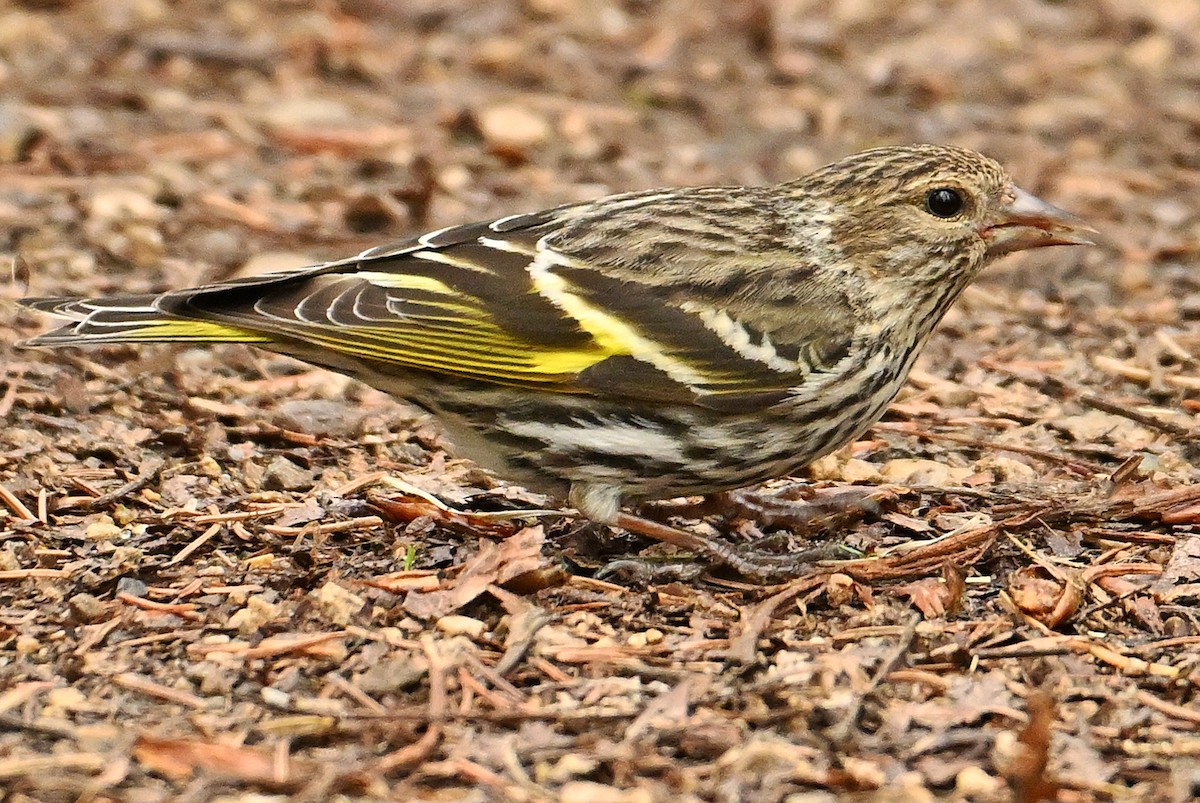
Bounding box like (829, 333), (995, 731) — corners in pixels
(20, 144), (1096, 580)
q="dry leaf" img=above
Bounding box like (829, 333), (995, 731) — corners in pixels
(403, 526), (546, 619)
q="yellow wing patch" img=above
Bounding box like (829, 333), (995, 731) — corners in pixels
(291, 325), (612, 383)
(303, 269), (619, 383)
(120, 321), (272, 343)
(528, 253), (714, 388)
(357, 271), (460, 295)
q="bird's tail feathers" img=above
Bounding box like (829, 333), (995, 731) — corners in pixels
(18, 295), (269, 347)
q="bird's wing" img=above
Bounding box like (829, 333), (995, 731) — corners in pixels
(26, 188), (861, 412)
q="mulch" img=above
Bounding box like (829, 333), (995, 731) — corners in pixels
(2, 1), (1199, 800)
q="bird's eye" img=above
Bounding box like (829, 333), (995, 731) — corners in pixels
(925, 188), (964, 218)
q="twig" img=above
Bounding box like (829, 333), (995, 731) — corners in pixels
(873, 422), (1104, 475)
(112, 672), (210, 710)
(0, 483), (37, 521)
(370, 635), (447, 775)
(986, 363), (1200, 457)
(165, 523), (222, 566)
(827, 613), (921, 743)
(1077, 393), (1193, 440)
(725, 580), (821, 664)
(1135, 690), (1200, 727)
(66, 458), (165, 513)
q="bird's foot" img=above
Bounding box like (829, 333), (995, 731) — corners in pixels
(593, 557), (706, 584)
(717, 484), (890, 534)
(639, 484), (890, 536)
(610, 511), (856, 583)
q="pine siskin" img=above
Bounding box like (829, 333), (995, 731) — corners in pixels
(21, 144), (1095, 579)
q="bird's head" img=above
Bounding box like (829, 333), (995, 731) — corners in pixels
(796, 144), (1096, 289)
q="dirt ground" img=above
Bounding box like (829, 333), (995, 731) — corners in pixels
(2, 0), (1200, 800)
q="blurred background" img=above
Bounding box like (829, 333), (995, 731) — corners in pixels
(1, 0), (1194, 314)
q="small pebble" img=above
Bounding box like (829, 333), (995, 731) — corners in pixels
(262, 456), (313, 492)
(436, 614), (486, 638)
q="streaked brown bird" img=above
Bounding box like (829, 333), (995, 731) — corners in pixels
(21, 144), (1095, 579)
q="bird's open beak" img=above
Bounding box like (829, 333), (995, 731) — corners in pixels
(980, 186), (1097, 257)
